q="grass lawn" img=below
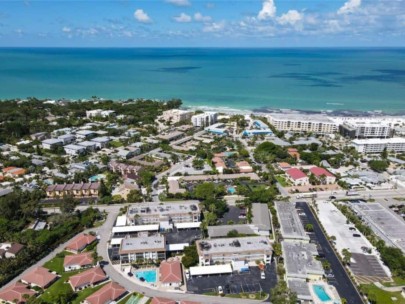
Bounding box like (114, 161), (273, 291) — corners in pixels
(120, 292), (143, 303)
(43, 251), (72, 273)
(383, 276), (405, 287)
(71, 282), (108, 304)
(360, 284), (405, 304)
(41, 270), (80, 303)
(225, 292), (268, 300)
(109, 140), (123, 148)
(275, 175), (290, 187)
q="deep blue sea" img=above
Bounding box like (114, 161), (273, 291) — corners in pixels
(0, 48), (404, 113)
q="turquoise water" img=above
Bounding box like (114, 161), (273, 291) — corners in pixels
(134, 269), (157, 283)
(313, 285), (332, 302)
(228, 186), (236, 194)
(0, 48), (404, 112)
(89, 174), (105, 182)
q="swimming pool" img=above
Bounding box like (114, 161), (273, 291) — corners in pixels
(89, 174), (105, 182)
(134, 269), (157, 283)
(228, 186), (236, 194)
(313, 285), (332, 302)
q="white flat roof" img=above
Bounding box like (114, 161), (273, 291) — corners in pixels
(115, 215), (127, 227)
(352, 138), (405, 144)
(189, 264), (233, 276)
(174, 222), (201, 229)
(112, 225), (159, 234)
(111, 238), (123, 245)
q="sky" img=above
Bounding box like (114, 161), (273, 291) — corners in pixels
(0, 0), (404, 47)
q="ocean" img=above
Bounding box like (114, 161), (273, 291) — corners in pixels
(0, 47), (404, 113)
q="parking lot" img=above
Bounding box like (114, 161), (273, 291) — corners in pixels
(295, 202), (363, 304)
(186, 263), (276, 299)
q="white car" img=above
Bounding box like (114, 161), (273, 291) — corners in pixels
(185, 270), (190, 280)
(218, 286), (224, 294)
(260, 271), (266, 280)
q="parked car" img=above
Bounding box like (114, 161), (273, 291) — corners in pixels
(218, 286), (224, 295)
(261, 271), (266, 280)
(185, 270), (190, 280)
(127, 272), (133, 277)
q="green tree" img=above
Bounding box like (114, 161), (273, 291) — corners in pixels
(139, 170), (155, 187)
(60, 195), (77, 214)
(304, 223), (314, 232)
(127, 190), (143, 203)
(342, 248), (352, 265)
(270, 281), (297, 304)
(182, 245), (199, 268)
(273, 242), (282, 257)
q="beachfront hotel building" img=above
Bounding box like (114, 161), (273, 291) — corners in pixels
(119, 235), (166, 264)
(161, 109), (193, 124)
(195, 236), (273, 266)
(339, 121), (393, 139)
(267, 113), (337, 134)
(191, 112), (218, 127)
(351, 138), (405, 153)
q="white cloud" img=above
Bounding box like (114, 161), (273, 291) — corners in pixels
(338, 0), (362, 15)
(174, 13), (192, 23)
(277, 10), (303, 25)
(203, 21), (225, 33)
(194, 12), (212, 22)
(134, 9), (151, 23)
(166, 0), (190, 7)
(258, 0), (276, 21)
(62, 26), (71, 33)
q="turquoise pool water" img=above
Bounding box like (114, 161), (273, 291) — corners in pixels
(89, 174), (105, 182)
(134, 270), (157, 283)
(313, 285), (331, 302)
(228, 186), (236, 194)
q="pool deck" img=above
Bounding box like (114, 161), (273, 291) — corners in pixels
(309, 282), (341, 304)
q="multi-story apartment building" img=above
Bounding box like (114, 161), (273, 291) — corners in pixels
(46, 182), (100, 198)
(339, 121), (393, 139)
(195, 236), (273, 266)
(161, 109), (193, 124)
(108, 161), (142, 176)
(267, 114), (337, 134)
(119, 235), (166, 264)
(127, 202), (200, 227)
(191, 112), (218, 127)
(351, 138), (405, 153)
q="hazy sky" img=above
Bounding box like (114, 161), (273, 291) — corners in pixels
(0, 0), (404, 47)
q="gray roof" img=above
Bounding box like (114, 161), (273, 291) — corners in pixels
(251, 203), (271, 231)
(287, 279), (312, 301)
(275, 202), (309, 241)
(120, 235), (165, 252)
(282, 241), (324, 279)
(0, 188), (13, 197)
(207, 224), (256, 238)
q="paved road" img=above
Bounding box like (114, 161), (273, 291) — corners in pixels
(296, 202), (364, 304)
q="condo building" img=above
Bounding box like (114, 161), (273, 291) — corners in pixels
(351, 138), (405, 153)
(191, 112), (218, 127)
(119, 235), (166, 264)
(339, 121), (393, 139)
(161, 109), (193, 124)
(267, 114), (337, 134)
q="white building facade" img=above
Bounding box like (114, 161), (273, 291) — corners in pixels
(267, 114), (337, 134)
(352, 138), (405, 153)
(191, 112), (218, 127)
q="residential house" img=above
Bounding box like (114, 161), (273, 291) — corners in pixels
(41, 138), (63, 150)
(21, 266), (58, 289)
(65, 233), (97, 253)
(5, 243), (24, 258)
(63, 252), (94, 271)
(151, 298), (176, 304)
(31, 132), (49, 141)
(68, 266), (108, 291)
(76, 130), (96, 140)
(236, 161), (253, 173)
(212, 156), (226, 174)
(159, 258), (183, 287)
(0, 282), (36, 304)
(64, 144), (86, 156)
(91, 137), (111, 149)
(286, 168), (309, 186)
(309, 167), (336, 184)
(58, 134), (76, 145)
(287, 148), (300, 160)
(78, 141), (97, 152)
(2, 167), (26, 177)
(46, 182), (100, 198)
(83, 281), (127, 304)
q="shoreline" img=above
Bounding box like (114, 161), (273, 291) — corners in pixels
(184, 105), (405, 117)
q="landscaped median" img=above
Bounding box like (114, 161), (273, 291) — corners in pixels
(204, 291), (268, 300)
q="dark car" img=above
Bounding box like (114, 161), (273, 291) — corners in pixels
(127, 272), (133, 277)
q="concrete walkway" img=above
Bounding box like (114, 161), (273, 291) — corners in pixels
(374, 282), (405, 292)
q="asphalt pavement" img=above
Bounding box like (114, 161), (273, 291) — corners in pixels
(296, 202), (364, 304)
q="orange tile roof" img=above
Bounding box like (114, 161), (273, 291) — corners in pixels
(0, 282), (35, 304)
(21, 266), (57, 289)
(159, 258), (182, 284)
(151, 297), (176, 304)
(2, 166), (16, 173)
(66, 233), (97, 252)
(69, 266), (107, 290)
(64, 252), (94, 268)
(84, 282), (126, 304)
